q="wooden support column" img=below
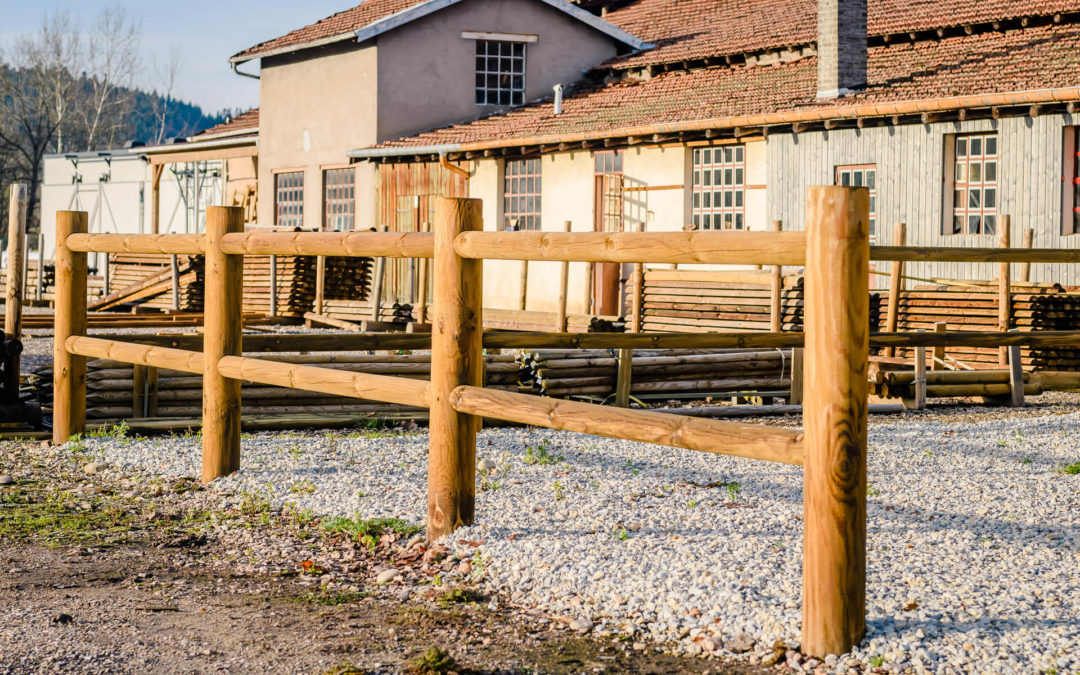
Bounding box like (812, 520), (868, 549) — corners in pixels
(1008, 330), (1024, 408)
(884, 223), (905, 357)
(132, 365), (147, 418)
(427, 197), (483, 541)
(150, 164), (163, 235)
(803, 186), (868, 658)
(770, 220), (783, 332)
(556, 221), (571, 332)
(36, 232), (44, 301)
(313, 254), (324, 317)
(147, 367), (159, 417)
(519, 260), (529, 311)
(615, 349), (633, 407)
(913, 342), (928, 410)
(5, 184), (28, 403)
(370, 226), (387, 321)
(271, 255), (281, 318)
(52, 211), (88, 444)
(932, 322), (946, 371)
(170, 254), (181, 311)
(201, 206), (244, 483)
(416, 221), (431, 324)
(998, 215), (1011, 366)
(790, 347), (804, 405)
(1018, 227), (1034, 283)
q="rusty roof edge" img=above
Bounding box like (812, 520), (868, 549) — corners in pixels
(349, 86), (1080, 159)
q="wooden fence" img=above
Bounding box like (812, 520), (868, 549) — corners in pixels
(52, 187), (1080, 658)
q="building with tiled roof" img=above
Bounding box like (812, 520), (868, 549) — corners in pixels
(341, 0), (1080, 309)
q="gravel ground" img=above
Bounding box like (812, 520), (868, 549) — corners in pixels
(66, 407), (1080, 674)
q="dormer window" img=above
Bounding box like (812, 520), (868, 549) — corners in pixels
(475, 40), (525, 106)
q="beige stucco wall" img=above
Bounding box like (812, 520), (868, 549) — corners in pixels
(465, 140), (772, 311)
(257, 42), (379, 230)
(376, 0), (620, 142)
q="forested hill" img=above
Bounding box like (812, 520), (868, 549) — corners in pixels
(123, 88), (228, 146)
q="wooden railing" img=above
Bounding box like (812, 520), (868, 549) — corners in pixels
(52, 187), (1080, 658)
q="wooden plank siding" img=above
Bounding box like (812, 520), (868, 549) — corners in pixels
(767, 113), (1080, 286)
(376, 161), (468, 303)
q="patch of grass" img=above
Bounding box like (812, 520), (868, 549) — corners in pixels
(869, 654), (885, 667)
(322, 515), (421, 550)
(867, 483), (881, 497)
(552, 480), (565, 501)
(0, 482), (138, 546)
(282, 502), (317, 528)
(437, 588), (485, 606)
(295, 590), (372, 606)
(289, 479), (316, 495)
(613, 527), (629, 541)
(1058, 462), (1080, 475)
(523, 438), (562, 465)
(725, 482), (741, 502)
(410, 646), (458, 674)
(238, 485), (273, 522)
(1020, 457), (1033, 464)
(323, 662), (366, 675)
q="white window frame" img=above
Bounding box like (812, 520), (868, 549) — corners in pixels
(474, 39), (526, 107)
(691, 145), (745, 230)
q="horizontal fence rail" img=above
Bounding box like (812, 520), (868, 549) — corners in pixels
(66, 233), (206, 255)
(65, 336), (205, 375)
(455, 231), (810, 265)
(217, 355), (430, 408)
(870, 246), (1080, 263)
(219, 231), (434, 258)
(450, 385), (805, 465)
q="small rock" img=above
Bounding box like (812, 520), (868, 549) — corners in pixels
(396, 589), (410, 602)
(694, 636), (718, 653)
(477, 458), (497, 473)
(82, 461), (109, 475)
(376, 568), (401, 585)
(457, 560), (471, 575)
(0, 475), (13, 485)
(727, 633), (755, 653)
(405, 534), (425, 550)
(51, 613), (73, 625)
(569, 617), (593, 633)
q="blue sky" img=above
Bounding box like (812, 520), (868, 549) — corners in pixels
(1, 1), (352, 113)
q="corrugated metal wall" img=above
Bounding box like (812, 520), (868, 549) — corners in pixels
(767, 113), (1080, 285)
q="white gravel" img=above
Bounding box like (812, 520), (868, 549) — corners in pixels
(72, 412), (1080, 673)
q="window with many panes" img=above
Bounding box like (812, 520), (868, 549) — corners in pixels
(836, 164), (877, 239)
(691, 145), (744, 230)
(323, 168), (355, 231)
(504, 158), (541, 230)
(950, 133), (998, 235)
(275, 171), (304, 228)
(475, 40), (525, 106)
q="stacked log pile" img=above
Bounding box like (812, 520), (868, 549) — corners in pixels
(870, 368), (1041, 400)
(517, 348), (791, 398)
(322, 299), (415, 325)
(884, 281), (1080, 369)
(641, 269), (881, 333)
(103, 254), (204, 311)
(1, 262), (106, 304)
(484, 309), (624, 333)
(33, 352), (519, 420)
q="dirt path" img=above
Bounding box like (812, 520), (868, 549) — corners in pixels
(0, 442), (768, 674)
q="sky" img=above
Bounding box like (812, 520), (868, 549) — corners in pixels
(0, 0), (354, 113)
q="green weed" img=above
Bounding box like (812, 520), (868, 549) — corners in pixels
(1058, 462), (1080, 475)
(322, 515), (421, 549)
(411, 646), (458, 674)
(523, 439), (562, 465)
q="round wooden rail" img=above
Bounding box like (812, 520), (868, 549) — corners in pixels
(454, 231), (809, 266)
(870, 245), (1080, 263)
(65, 336), (205, 374)
(216, 355), (430, 408)
(219, 231), (434, 258)
(448, 385), (804, 465)
(66, 233), (206, 255)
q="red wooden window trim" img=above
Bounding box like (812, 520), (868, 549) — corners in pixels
(1065, 127), (1079, 235)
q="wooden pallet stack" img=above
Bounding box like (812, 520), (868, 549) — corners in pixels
(33, 351), (520, 421)
(517, 348), (791, 398)
(884, 281), (1080, 369)
(640, 269), (880, 333)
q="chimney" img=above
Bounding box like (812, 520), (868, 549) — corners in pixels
(553, 84), (564, 115)
(816, 0), (867, 99)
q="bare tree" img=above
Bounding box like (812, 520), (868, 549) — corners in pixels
(77, 4), (141, 151)
(0, 12), (82, 235)
(150, 45), (182, 144)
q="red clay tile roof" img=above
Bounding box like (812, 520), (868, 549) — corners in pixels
(602, 0), (1080, 69)
(192, 109), (260, 138)
(371, 22), (1080, 149)
(231, 0), (429, 62)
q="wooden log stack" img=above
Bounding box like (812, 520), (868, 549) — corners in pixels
(1, 262), (106, 304)
(870, 367), (1041, 400)
(641, 269), (880, 333)
(883, 281), (1080, 369)
(517, 348), (792, 398)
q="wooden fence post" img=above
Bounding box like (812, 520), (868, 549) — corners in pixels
(615, 349), (633, 408)
(790, 347), (804, 405)
(884, 223), (905, 357)
(913, 342), (928, 410)
(53, 211), (88, 444)
(5, 184), (28, 404)
(1008, 329), (1024, 408)
(427, 197), (483, 540)
(370, 226), (387, 321)
(803, 185), (868, 658)
(201, 206), (244, 483)
(1018, 227), (1034, 283)
(272, 254), (282, 318)
(770, 219), (783, 332)
(170, 254), (181, 311)
(932, 322), (946, 371)
(556, 221), (571, 332)
(998, 215), (1012, 366)
(416, 221), (431, 324)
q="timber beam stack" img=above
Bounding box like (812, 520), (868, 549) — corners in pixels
(870, 368), (1041, 400)
(641, 269), (880, 333)
(883, 281), (1080, 369)
(517, 348), (791, 398)
(482, 309), (624, 333)
(105, 254), (204, 311)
